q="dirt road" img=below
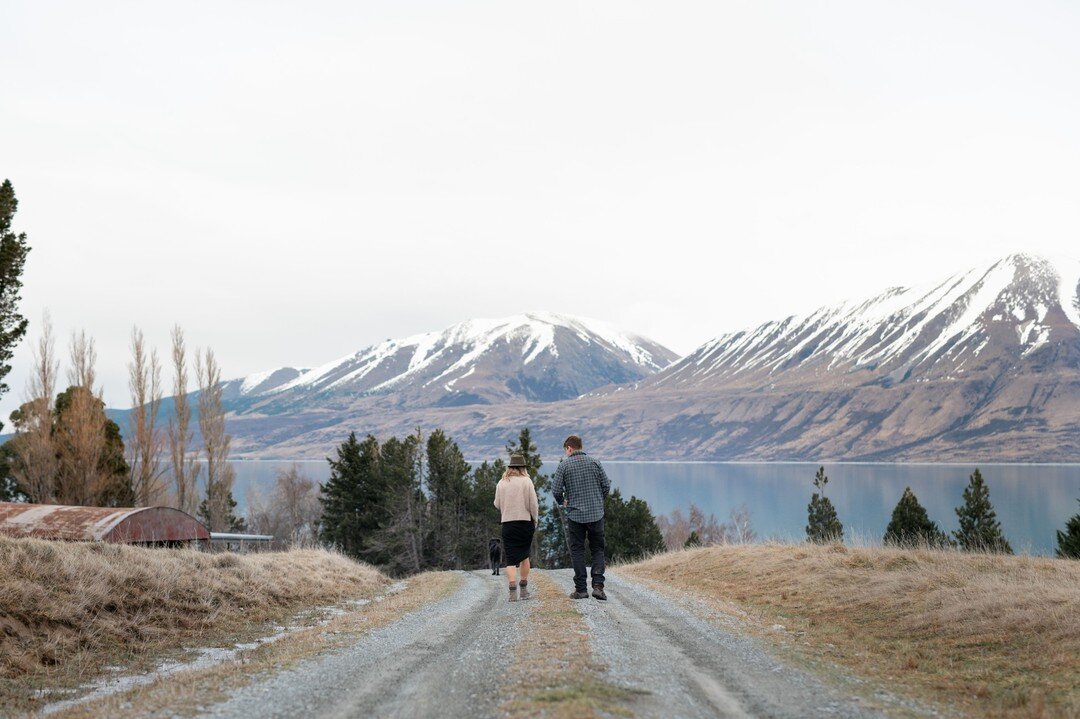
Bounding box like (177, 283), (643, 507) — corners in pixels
(197, 569), (920, 719)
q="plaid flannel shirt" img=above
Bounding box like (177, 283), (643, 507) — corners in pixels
(551, 450), (610, 524)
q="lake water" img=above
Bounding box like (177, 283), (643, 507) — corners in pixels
(226, 461), (1080, 556)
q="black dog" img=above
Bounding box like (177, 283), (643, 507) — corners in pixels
(489, 538), (503, 575)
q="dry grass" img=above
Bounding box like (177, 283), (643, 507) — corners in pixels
(502, 572), (638, 719)
(48, 571), (463, 719)
(621, 543), (1080, 719)
(0, 536), (387, 714)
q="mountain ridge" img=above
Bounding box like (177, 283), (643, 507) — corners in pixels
(161, 253), (1080, 461)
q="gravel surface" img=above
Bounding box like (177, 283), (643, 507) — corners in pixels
(194, 569), (932, 719)
(574, 569), (930, 719)
(198, 571), (527, 719)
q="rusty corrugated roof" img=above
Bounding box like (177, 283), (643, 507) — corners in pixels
(0, 502), (210, 543)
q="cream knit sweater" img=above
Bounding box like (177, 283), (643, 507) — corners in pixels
(493, 474), (539, 523)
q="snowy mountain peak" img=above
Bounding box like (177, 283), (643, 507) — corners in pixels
(227, 312), (678, 409)
(652, 252), (1080, 390)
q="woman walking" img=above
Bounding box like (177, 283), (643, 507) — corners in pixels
(493, 453), (539, 602)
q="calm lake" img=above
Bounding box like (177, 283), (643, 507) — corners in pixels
(226, 461), (1080, 556)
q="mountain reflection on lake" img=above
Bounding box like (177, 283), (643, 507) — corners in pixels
(223, 461), (1080, 556)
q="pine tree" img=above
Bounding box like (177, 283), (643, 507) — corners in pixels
(953, 468), (1012, 554)
(370, 433), (425, 575)
(425, 430), (472, 569)
(806, 466), (843, 543)
(318, 432), (383, 559)
(603, 488), (665, 562)
(884, 487), (951, 548)
(684, 530), (702, 548)
(0, 180), (32, 431)
(1055, 499), (1080, 559)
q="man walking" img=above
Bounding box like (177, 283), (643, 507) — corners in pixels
(551, 435), (610, 600)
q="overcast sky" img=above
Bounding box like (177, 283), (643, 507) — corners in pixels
(2, 0), (1078, 415)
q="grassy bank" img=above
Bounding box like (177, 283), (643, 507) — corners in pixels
(621, 543), (1080, 718)
(0, 537), (387, 713)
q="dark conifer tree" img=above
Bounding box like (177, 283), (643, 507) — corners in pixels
(0, 180), (31, 431)
(953, 468), (1012, 554)
(684, 530), (702, 548)
(884, 487), (951, 548)
(1055, 499), (1080, 559)
(370, 433), (425, 575)
(602, 488), (664, 562)
(318, 432), (382, 558)
(806, 466), (843, 543)
(425, 430), (472, 568)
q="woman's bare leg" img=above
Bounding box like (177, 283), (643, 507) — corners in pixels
(506, 564), (518, 586)
(519, 557), (530, 582)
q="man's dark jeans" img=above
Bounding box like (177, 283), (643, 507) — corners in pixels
(567, 517), (605, 592)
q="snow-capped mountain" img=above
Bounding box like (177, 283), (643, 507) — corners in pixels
(227, 312), (678, 413)
(223, 255), (1080, 462)
(648, 252), (1080, 391)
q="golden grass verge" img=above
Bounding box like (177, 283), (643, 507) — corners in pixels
(0, 536), (388, 715)
(501, 572), (640, 719)
(620, 543), (1080, 719)
(44, 571), (463, 719)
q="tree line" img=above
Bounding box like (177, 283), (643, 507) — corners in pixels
(317, 427), (665, 575)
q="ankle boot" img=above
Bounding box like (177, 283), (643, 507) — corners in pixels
(518, 579), (531, 600)
(508, 582), (519, 602)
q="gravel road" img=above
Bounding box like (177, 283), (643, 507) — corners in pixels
(197, 569), (926, 719)
(572, 569), (912, 719)
(199, 570), (522, 719)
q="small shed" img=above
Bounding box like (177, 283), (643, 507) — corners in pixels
(0, 502), (210, 545)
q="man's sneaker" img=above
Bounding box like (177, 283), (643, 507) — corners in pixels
(509, 584), (519, 602)
(518, 581), (531, 600)
(569, 590), (590, 599)
(591, 585), (607, 601)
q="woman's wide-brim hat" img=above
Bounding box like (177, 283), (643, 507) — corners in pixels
(508, 453), (527, 468)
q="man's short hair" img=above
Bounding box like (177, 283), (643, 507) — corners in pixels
(563, 435), (583, 450)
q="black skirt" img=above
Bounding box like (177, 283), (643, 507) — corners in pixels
(501, 520), (535, 566)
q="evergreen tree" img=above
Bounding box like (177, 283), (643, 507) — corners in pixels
(684, 530), (702, 548)
(0, 180), (31, 431)
(365, 433), (426, 575)
(883, 487), (951, 548)
(318, 432), (383, 559)
(425, 430), (472, 568)
(806, 466), (843, 544)
(1055, 499), (1080, 559)
(197, 485), (246, 532)
(953, 468), (1012, 554)
(603, 488), (665, 562)
(0, 443), (20, 501)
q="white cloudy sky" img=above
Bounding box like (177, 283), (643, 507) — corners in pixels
(1, 0), (1078, 415)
